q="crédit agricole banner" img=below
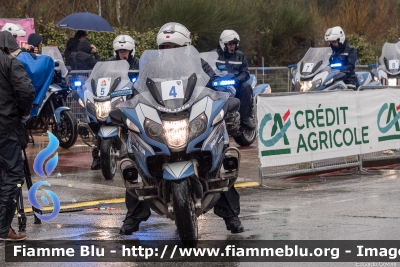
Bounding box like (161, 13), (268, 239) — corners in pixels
(257, 89), (400, 167)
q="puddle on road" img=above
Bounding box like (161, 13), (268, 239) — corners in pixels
(25, 135), (93, 174)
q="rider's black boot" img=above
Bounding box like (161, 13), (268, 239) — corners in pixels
(241, 117), (255, 130)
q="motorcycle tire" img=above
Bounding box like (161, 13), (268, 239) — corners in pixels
(233, 128), (256, 146)
(100, 138), (117, 180)
(172, 179), (198, 247)
(54, 110), (78, 149)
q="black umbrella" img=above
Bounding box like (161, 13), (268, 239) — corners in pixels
(57, 12), (114, 33)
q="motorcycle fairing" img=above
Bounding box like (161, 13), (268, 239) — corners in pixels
(83, 90), (97, 122)
(355, 72), (372, 87)
(54, 107), (71, 123)
(129, 132), (155, 178)
(162, 161), (195, 180)
(379, 42), (400, 75)
(253, 84), (271, 96)
(34, 85), (64, 117)
(186, 97), (226, 153)
(98, 125), (118, 138)
(297, 47), (332, 79)
(201, 122), (226, 172)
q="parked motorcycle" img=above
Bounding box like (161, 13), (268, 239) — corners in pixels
(110, 46), (241, 245)
(76, 61), (134, 180)
(374, 42), (400, 86)
(18, 47), (78, 148)
(201, 51), (271, 146)
(288, 47), (380, 92)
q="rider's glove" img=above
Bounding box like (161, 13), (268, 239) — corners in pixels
(226, 86), (236, 97)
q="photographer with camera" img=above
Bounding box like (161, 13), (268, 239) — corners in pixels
(0, 31), (35, 241)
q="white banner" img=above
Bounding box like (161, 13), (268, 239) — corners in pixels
(358, 89), (400, 154)
(257, 89), (400, 168)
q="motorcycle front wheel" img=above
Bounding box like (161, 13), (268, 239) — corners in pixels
(100, 138), (117, 180)
(54, 110), (78, 149)
(233, 127), (256, 146)
(172, 179), (198, 247)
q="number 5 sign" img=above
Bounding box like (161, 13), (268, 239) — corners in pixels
(161, 80), (184, 100)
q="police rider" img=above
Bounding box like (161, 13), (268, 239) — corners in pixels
(325, 26), (358, 86)
(119, 22), (244, 235)
(216, 30), (255, 130)
(91, 35), (139, 170)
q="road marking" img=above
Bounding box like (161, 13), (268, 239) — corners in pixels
(22, 198), (125, 213)
(235, 181), (259, 188)
(20, 181), (259, 214)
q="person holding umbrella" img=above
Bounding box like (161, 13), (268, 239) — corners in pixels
(72, 39), (100, 70)
(64, 30), (87, 66)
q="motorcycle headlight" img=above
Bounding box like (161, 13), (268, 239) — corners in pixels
(86, 99), (96, 117)
(300, 81), (312, 92)
(144, 119), (164, 143)
(95, 101), (111, 121)
(189, 113), (207, 143)
(388, 78), (397, 86)
(78, 98), (84, 107)
(312, 78), (322, 89)
(163, 119), (189, 150)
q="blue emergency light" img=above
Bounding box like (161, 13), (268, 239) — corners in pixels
(330, 63), (342, 68)
(74, 81), (82, 87)
(212, 79), (235, 87)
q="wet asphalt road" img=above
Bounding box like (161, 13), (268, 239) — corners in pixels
(1, 136), (400, 267)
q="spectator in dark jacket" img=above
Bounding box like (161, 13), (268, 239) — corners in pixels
(72, 39), (100, 70)
(64, 30), (87, 66)
(22, 33), (43, 54)
(0, 31), (35, 241)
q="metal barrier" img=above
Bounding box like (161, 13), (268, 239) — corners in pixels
(248, 67), (289, 93)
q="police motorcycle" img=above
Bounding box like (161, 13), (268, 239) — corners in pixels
(201, 51), (271, 146)
(288, 47), (380, 92)
(109, 46), (241, 245)
(75, 61), (134, 180)
(374, 42), (400, 86)
(18, 47), (78, 148)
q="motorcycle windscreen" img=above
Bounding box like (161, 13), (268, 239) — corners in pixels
(83, 61), (132, 96)
(379, 42), (400, 73)
(298, 47), (331, 76)
(200, 51), (225, 75)
(131, 46), (215, 111)
(42, 46), (68, 78)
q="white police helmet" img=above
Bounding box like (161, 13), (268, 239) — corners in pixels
(219, 30), (240, 51)
(113, 35), (135, 57)
(325, 26), (345, 45)
(1, 23), (26, 37)
(157, 22), (191, 48)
